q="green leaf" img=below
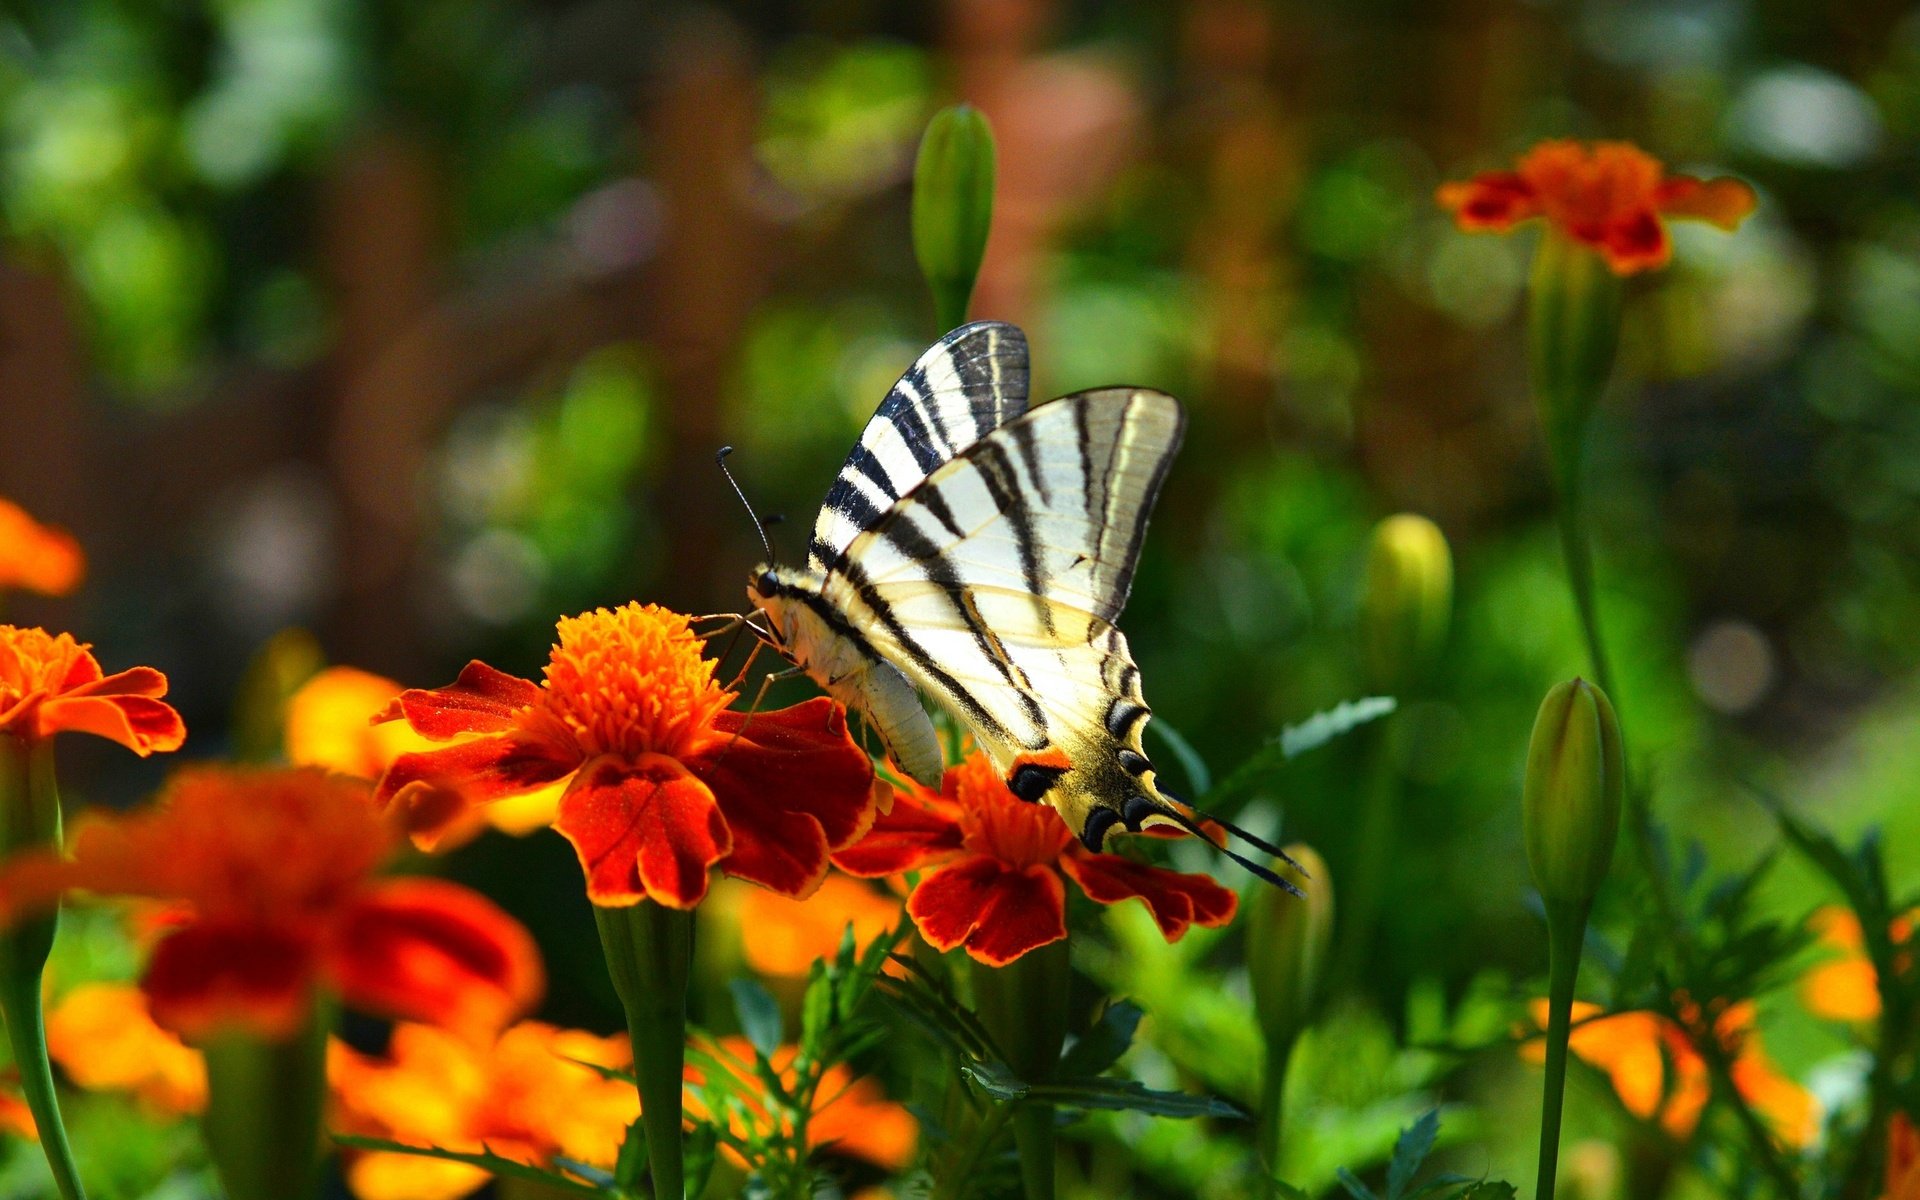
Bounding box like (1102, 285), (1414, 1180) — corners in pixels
(1026, 1076), (1244, 1120)
(685, 1122), (719, 1198)
(613, 1116), (649, 1189)
(1207, 697), (1397, 808)
(960, 1056), (1029, 1101)
(1058, 999), (1144, 1079)
(1147, 719), (1212, 795)
(800, 957), (835, 1058)
(1337, 1167), (1380, 1200)
(1385, 1110), (1440, 1200)
(330, 1135), (607, 1196)
(1272, 1183), (1315, 1200)
(731, 978), (783, 1060)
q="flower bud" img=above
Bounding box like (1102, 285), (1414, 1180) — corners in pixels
(1361, 514), (1453, 693)
(1246, 844), (1332, 1050)
(1522, 679), (1624, 907)
(912, 104), (996, 332)
(1529, 229), (1624, 480)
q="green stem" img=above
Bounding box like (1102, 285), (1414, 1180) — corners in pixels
(0, 734), (85, 1200)
(931, 1100), (1016, 1200)
(1256, 1035), (1293, 1176)
(1693, 1029), (1802, 1199)
(1535, 900), (1590, 1200)
(1333, 725), (1396, 994)
(1550, 453), (1617, 707)
(595, 902), (695, 1200)
(972, 940), (1070, 1200)
(201, 1000), (332, 1200)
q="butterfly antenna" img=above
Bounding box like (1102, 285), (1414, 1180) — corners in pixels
(1157, 788), (1308, 877)
(716, 446), (778, 564)
(1157, 804), (1304, 897)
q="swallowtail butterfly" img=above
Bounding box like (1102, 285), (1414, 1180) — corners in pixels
(744, 322), (1298, 888)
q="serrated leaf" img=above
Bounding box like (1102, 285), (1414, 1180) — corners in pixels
(1337, 1167), (1380, 1200)
(1206, 697), (1396, 808)
(960, 1057), (1029, 1101)
(1058, 999), (1143, 1078)
(613, 1116), (649, 1189)
(1385, 1110), (1440, 1200)
(731, 978), (783, 1060)
(330, 1135), (606, 1196)
(1026, 1076), (1244, 1119)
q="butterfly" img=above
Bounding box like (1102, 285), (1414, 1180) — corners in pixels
(742, 322), (1299, 890)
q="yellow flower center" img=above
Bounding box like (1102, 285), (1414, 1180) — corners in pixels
(539, 603), (733, 760)
(0, 626), (90, 713)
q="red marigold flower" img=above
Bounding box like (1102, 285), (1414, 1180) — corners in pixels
(374, 603), (878, 909)
(0, 499), (83, 598)
(0, 767), (543, 1042)
(331, 1020), (637, 1200)
(1437, 140), (1755, 275)
(689, 1036), (917, 1172)
(832, 753), (1238, 966)
(0, 626), (185, 755)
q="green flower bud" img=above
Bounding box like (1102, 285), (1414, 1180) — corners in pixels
(1522, 679), (1624, 908)
(1361, 513), (1452, 693)
(1529, 229), (1624, 483)
(912, 104), (996, 333)
(230, 628), (324, 763)
(1246, 844), (1332, 1050)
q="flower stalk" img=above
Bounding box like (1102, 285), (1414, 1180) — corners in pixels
(1247, 844), (1331, 1172)
(1535, 899), (1588, 1200)
(971, 938), (1070, 1200)
(200, 1000), (332, 1200)
(595, 900), (696, 1200)
(0, 731), (85, 1200)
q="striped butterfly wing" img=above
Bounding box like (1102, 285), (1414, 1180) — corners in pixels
(820, 387), (1185, 843)
(807, 322), (1029, 574)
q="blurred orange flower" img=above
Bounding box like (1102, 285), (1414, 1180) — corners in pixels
(833, 752), (1236, 966)
(690, 1036), (916, 1172)
(1889, 1111), (1920, 1200)
(1438, 140), (1754, 274)
(45, 983), (206, 1115)
(287, 666), (559, 837)
(1523, 998), (1818, 1147)
(374, 603), (877, 909)
(1802, 905), (1914, 1023)
(0, 626), (185, 755)
(0, 767), (542, 1042)
(0, 1071), (33, 1140)
(0, 499), (83, 597)
(332, 1020), (638, 1200)
(734, 874), (903, 979)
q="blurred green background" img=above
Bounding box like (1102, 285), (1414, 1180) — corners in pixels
(2, 0), (1918, 1195)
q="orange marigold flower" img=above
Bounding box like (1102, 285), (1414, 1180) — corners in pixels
(1438, 140), (1755, 274)
(0, 499), (84, 597)
(288, 666), (559, 838)
(45, 983), (206, 1115)
(1801, 905), (1915, 1023)
(730, 874), (903, 979)
(690, 1036), (917, 1172)
(0, 626), (185, 755)
(0, 767), (543, 1042)
(0, 1070), (33, 1140)
(1522, 998), (1818, 1147)
(332, 1020), (637, 1200)
(832, 752), (1237, 966)
(373, 603), (878, 909)
(1889, 1111), (1920, 1200)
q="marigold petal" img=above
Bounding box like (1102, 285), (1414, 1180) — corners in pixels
(1656, 175), (1756, 230)
(45, 983), (206, 1114)
(695, 699), (878, 897)
(555, 754), (732, 907)
(34, 693), (187, 755)
(1059, 849), (1238, 940)
(1597, 209), (1672, 274)
(1803, 959), (1881, 1022)
(830, 787), (965, 878)
(810, 1072), (918, 1169)
(64, 664), (168, 699)
(375, 734), (579, 845)
(0, 499), (85, 597)
(328, 877), (544, 1035)
(907, 856), (1067, 966)
(346, 1153), (492, 1200)
(381, 661), (543, 738)
(1437, 172), (1540, 231)
(142, 922), (318, 1042)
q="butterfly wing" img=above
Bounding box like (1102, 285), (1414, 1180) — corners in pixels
(818, 387), (1184, 843)
(807, 322), (1029, 574)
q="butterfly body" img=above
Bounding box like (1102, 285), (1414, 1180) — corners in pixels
(745, 322), (1187, 852)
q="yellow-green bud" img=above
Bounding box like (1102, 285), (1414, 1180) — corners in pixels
(1361, 513), (1452, 693)
(230, 628), (325, 763)
(1522, 679), (1624, 908)
(1529, 229), (1624, 480)
(1246, 844), (1332, 1050)
(912, 104), (996, 333)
